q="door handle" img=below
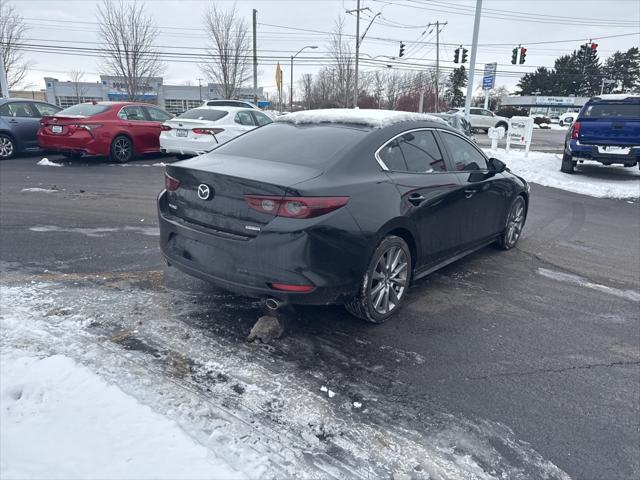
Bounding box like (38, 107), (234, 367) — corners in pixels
(465, 189), (477, 198)
(408, 193), (426, 205)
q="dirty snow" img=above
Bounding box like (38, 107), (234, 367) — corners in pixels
(484, 148), (640, 199)
(37, 158), (62, 167)
(1, 352), (242, 480)
(538, 268), (640, 302)
(29, 225), (159, 237)
(20, 188), (59, 193)
(276, 108), (447, 128)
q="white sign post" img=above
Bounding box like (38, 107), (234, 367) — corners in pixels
(506, 116), (534, 157)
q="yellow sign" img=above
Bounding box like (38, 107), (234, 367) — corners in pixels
(275, 62), (283, 92)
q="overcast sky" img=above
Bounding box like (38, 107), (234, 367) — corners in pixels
(13, 0), (640, 95)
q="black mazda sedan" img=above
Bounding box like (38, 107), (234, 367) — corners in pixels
(158, 109), (529, 323)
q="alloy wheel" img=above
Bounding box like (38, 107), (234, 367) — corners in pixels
(506, 199), (525, 247)
(113, 137), (131, 162)
(369, 245), (409, 315)
(0, 136), (14, 158)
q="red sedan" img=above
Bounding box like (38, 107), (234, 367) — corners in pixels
(37, 101), (173, 163)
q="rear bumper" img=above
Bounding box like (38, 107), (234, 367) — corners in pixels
(157, 190), (368, 305)
(159, 135), (218, 156)
(567, 140), (640, 165)
(37, 131), (108, 156)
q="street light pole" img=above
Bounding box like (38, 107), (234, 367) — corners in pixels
(290, 45), (317, 112)
(197, 77), (204, 102)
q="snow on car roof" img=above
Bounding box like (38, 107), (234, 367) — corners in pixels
(275, 108), (448, 128)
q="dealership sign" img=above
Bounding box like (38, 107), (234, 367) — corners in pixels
(482, 62), (497, 90)
(506, 116), (534, 157)
(535, 96), (575, 105)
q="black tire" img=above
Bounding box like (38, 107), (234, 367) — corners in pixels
(0, 133), (16, 160)
(495, 196), (527, 250)
(175, 154), (192, 161)
(110, 135), (133, 163)
(345, 235), (411, 324)
(559, 120), (564, 127)
(560, 153), (576, 173)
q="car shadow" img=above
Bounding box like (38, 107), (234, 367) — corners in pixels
(37, 152), (176, 167)
(574, 162), (640, 180)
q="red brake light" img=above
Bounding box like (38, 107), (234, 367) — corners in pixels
(244, 195), (349, 219)
(571, 121), (581, 139)
(269, 283), (314, 293)
(165, 172), (181, 191)
(192, 127), (225, 135)
(161, 124), (172, 131)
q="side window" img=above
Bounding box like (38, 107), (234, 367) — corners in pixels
(379, 130), (446, 173)
(118, 105), (146, 121)
(146, 107), (172, 122)
(481, 109), (493, 117)
(34, 103), (60, 117)
(1, 102), (37, 118)
(235, 111), (256, 126)
(441, 132), (488, 171)
(253, 111), (272, 126)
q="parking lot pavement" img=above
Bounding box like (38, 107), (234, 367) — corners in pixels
(475, 127), (568, 153)
(1, 154), (638, 479)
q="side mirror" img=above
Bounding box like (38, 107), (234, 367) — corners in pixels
(488, 157), (506, 173)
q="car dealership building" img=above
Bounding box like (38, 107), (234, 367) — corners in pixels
(44, 76), (266, 114)
(499, 95), (590, 117)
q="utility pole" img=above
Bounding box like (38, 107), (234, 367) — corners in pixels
(464, 0), (482, 119)
(196, 77), (204, 102)
(252, 9), (258, 104)
(346, 1), (370, 109)
(423, 21), (446, 112)
(0, 47), (9, 98)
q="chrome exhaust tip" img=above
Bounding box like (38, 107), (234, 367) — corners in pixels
(265, 298), (282, 311)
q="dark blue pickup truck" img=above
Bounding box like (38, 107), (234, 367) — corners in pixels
(561, 94), (640, 173)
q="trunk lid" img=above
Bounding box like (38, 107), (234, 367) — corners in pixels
(165, 155), (322, 237)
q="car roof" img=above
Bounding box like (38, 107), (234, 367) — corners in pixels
(186, 106), (258, 113)
(275, 108), (449, 129)
(589, 94), (640, 102)
(0, 98), (44, 104)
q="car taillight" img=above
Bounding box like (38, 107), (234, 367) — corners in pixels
(244, 195), (349, 219)
(269, 283), (314, 293)
(165, 173), (181, 191)
(161, 124), (172, 131)
(192, 128), (225, 135)
(571, 121), (581, 139)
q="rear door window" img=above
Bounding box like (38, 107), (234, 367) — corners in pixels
(235, 111), (256, 126)
(118, 105), (146, 121)
(252, 111), (272, 126)
(440, 131), (488, 171)
(379, 130), (446, 173)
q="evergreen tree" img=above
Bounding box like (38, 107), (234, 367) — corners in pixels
(517, 67), (555, 95)
(445, 66), (467, 107)
(603, 47), (640, 93)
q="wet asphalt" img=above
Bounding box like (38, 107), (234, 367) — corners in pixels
(0, 153), (638, 479)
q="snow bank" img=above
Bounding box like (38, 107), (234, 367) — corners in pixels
(1, 352), (241, 480)
(484, 148), (640, 199)
(276, 108), (447, 128)
(20, 187), (58, 193)
(37, 158), (62, 167)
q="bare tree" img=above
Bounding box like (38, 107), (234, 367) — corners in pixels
(97, 0), (163, 101)
(300, 74), (313, 110)
(201, 4), (250, 99)
(0, 0), (30, 89)
(69, 69), (87, 104)
(328, 18), (353, 108)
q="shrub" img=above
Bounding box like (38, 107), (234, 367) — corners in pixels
(495, 106), (528, 118)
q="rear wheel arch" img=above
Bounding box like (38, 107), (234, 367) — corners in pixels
(386, 227), (417, 271)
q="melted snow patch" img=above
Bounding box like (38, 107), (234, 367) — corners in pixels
(21, 188), (58, 193)
(37, 158), (62, 167)
(484, 148), (640, 199)
(538, 268), (640, 302)
(276, 108), (447, 128)
(1, 352), (241, 480)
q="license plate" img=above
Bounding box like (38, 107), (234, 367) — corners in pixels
(51, 125), (62, 134)
(598, 146), (630, 155)
(176, 129), (188, 138)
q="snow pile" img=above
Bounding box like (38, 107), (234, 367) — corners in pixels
(20, 187), (58, 193)
(484, 148), (640, 199)
(276, 108), (447, 128)
(0, 352), (242, 480)
(37, 158), (62, 167)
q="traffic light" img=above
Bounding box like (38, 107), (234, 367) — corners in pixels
(519, 47), (527, 64)
(453, 47), (460, 63)
(399, 42), (405, 58)
(590, 43), (598, 56)
(461, 48), (468, 63)
(511, 47), (518, 64)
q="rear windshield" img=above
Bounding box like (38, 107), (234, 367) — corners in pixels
(213, 123), (370, 166)
(583, 103), (640, 119)
(206, 101), (248, 107)
(57, 104), (111, 116)
(178, 108), (228, 121)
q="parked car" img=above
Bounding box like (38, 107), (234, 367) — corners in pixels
(160, 106), (272, 159)
(158, 109), (529, 323)
(561, 94), (640, 173)
(448, 107), (509, 132)
(429, 112), (475, 142)
(0, 99), (61, 159)
(37, 101), (173, 162)
(204, 99), (259, 109)
(558, 111), (578, 127)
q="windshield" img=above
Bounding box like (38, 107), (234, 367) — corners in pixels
(178, 109), (228, 121)
(212, 123), (369, 166)
(57, 104), (111, 116)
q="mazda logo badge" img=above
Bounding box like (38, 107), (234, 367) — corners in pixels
(197, 184), (212, 200)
